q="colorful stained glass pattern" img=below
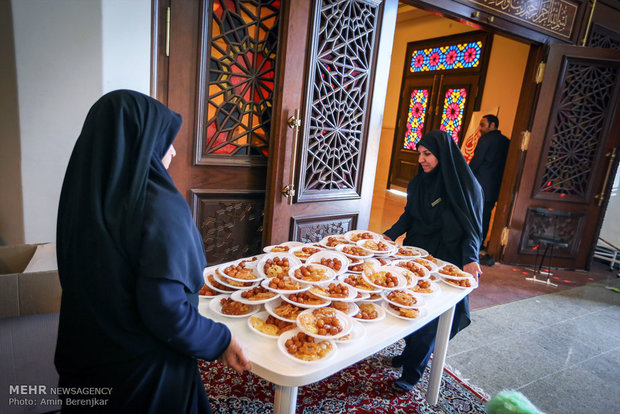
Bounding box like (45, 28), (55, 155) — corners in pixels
(403, 89), (429, 150)
(410, 41), (483, 72)
(440, 88), (467, 144)
(202, 1), (281, 157)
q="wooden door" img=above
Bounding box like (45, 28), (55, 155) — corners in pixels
(388, 75), (434, 188)
(502, 44), (620, 268)
(262, 0), (399, 244)
(165, 0), (281, 265)
(162, 0), (398, 263)
(388, 72), (482, 188)
(387, 32), (491, 189)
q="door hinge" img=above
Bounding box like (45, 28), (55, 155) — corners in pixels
(535, 62), (545, 84)
(520, 131), (530, 151)
(165, 6), (171, 57)
(500, 227), (510, 247)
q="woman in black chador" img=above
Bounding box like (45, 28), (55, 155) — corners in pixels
(384, 130), (483, 391)
(55, 90), (249, 412)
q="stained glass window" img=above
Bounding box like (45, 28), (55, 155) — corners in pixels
(202, 0), (281, 157)
(410, 41), (483, 73)
(440, 88), (467, 144)
(403, 89), (429, 150)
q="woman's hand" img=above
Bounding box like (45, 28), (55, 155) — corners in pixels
(218, 333), (251, 374)
(463, 262), (482, 282)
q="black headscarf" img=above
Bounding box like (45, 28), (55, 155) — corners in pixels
(56, 90), (206, 358)
(414, 130), (484, 254)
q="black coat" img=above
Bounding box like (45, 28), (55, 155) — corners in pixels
(56, 90), (229, 413)
(384, 130), (484, 268)
(469, 129), (510, 203)
(384, 130), (483, 334)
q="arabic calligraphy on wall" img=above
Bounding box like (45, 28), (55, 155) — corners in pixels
(467, 0), (578, 39)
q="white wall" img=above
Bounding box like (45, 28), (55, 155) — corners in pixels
(8, 0), (150, 244)
(600, 170), (620, 248)
(102, 0), (151, 94)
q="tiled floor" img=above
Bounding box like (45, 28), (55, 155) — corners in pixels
(369, 189), (620, 413)
(446, 283), (620, 414)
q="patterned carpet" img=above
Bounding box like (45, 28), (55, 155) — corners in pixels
(200, 341), (488, 413)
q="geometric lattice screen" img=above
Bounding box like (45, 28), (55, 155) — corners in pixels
(299, 0), (380, 199)
(198, 0), (281, 161)
(538, 61), (618, 199)
(588, 26), (620, 50)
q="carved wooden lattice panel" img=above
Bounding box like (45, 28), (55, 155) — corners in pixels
(588, 25), (620, 50)
(536, 59), (619, 200)
(298, 0), (380, 201)
(519, 208), (582, 257)
(193, 192), (264, 265)
(196, 0), (281, 165)
(290, 214), (357, 243)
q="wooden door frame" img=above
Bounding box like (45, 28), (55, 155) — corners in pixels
(486, 44), (546, 258)
(151, 0), (169, 103)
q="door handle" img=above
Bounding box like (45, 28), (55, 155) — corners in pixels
(282, 109), (301, 205)
(595, 147), (616, 206)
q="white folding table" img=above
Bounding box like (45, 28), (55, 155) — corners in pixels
(198, 267), (472, 414)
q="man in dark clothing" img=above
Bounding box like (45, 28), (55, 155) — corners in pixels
(469, 114), (510, 265)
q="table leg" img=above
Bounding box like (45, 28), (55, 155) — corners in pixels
(273, 384), (298, 414)
(426, 304), (455, 405)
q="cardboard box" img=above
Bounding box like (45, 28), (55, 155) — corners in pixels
(0, 244), (61, 413)
(0, 243), (61, 319)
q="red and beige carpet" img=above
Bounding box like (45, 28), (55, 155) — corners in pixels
(200, 340), (488, 413)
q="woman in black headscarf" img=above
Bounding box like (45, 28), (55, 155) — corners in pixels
(384, 130), (483, 391)
(55, 90), (249, 412)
